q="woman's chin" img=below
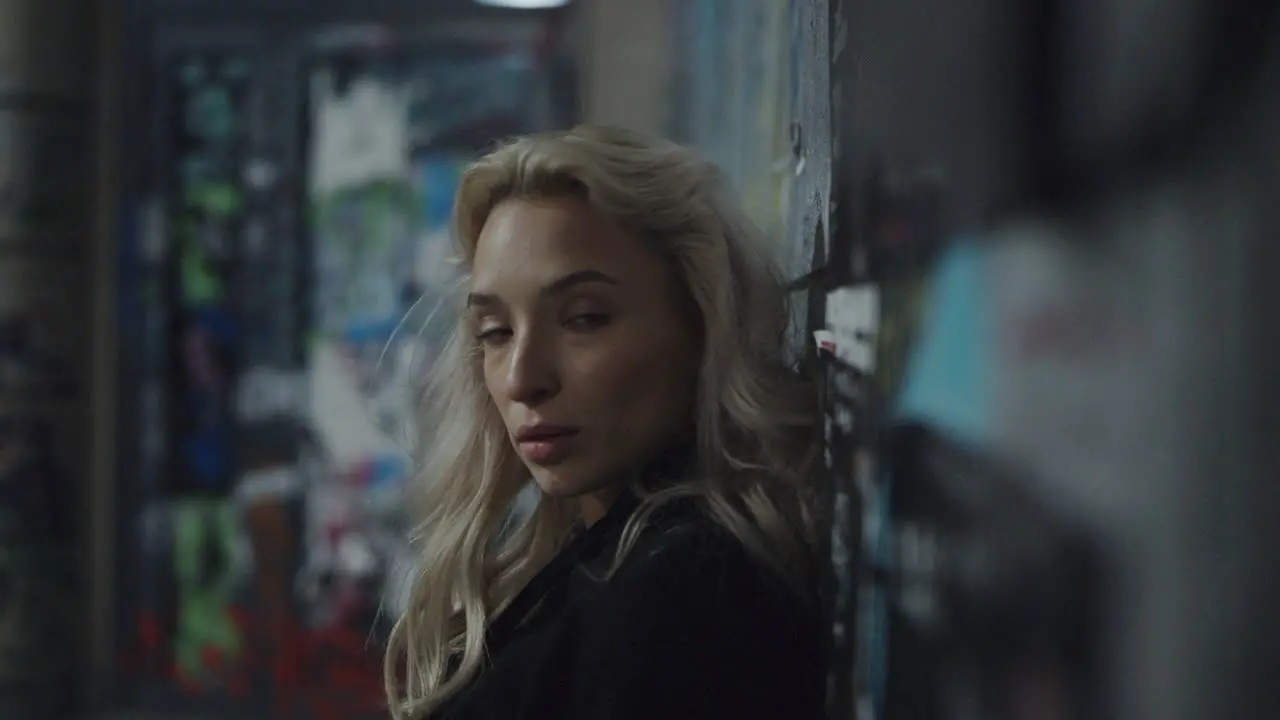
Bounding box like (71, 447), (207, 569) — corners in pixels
(529, 468), (589, 499)
(530, 466), (624, 512)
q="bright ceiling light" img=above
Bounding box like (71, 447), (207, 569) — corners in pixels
(473, 0), (571, 8)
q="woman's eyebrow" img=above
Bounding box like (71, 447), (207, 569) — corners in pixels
(466, 269), (619, 308)
(541, 269), (620, 296)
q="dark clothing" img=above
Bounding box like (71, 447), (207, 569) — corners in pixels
(430, 489), (826, 719)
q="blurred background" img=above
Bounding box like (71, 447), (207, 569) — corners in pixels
(4, 0), (817, 717)
(2, 0), (1278, 718)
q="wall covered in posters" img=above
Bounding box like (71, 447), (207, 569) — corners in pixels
(114, 21), (563, 718)
(302, 44), (542, 644)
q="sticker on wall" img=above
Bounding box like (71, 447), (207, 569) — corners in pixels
(308, 70), (412, 199)
(895, 239), (992, 447)
(825, 285), (880, 373)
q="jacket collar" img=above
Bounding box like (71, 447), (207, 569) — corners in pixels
(483, 442), (698, 651)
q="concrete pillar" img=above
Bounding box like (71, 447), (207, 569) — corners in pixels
(578, 0), (670, 135)
(88, 0), (121, 709)
(0, 0), (94, 717)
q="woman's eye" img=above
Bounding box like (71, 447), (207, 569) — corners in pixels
(565, 313), (610, 331)
(475, 327), (512, 346)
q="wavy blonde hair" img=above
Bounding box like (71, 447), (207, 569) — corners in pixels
(384, 125), (820, 718)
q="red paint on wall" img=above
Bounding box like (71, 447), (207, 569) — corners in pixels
(123, 604), (387, 718)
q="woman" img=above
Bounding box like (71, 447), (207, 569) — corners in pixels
(385, 125), (825, 719)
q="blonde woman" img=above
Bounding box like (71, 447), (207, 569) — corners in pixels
(386, 126), (825, 719)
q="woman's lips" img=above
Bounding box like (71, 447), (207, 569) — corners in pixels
(518, 429), (579, 464)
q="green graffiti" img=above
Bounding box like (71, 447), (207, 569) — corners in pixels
(186, 87), (237, 140)
(222, 58), (251, 81)
(172, 499), (242, 680)
(179, 60), (205, 87)
(312, 178), (419, 331)
(312, 178), (416, 234)
(185, 181), (241, 218)
(180, 239), (223, 304)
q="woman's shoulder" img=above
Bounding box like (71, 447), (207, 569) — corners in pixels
(565, 500), (826, 717)
(592, 500), (818, 636)
(620, 508), (766, 578)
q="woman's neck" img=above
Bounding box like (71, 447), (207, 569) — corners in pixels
(578, 440), (698, 527)
(579, 485), (625, 527)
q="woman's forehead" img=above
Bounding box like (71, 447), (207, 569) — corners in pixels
(470, 198), (662, 294)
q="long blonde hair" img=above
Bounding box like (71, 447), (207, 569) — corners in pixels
(384, 125), (819, 718)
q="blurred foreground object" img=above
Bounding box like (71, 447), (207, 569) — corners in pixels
(824, 0), (1280, 718)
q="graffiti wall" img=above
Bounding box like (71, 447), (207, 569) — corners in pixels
(116, 28), (556, 718)
(301, 46), (539, 649)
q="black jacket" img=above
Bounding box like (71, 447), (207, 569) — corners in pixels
(429, 489), (826, 719)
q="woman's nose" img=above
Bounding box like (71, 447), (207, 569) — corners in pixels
(503, 333), (560, 406)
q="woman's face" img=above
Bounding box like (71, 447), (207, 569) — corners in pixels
(469, 196), (700, 524)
